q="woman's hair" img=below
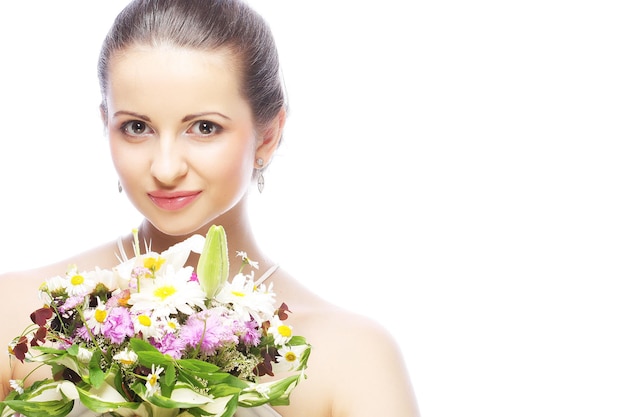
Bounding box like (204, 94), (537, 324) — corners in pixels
(98, 0), (285, 130)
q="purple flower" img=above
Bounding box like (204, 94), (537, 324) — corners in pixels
(151, 333), (185, 359)
(75, 325), (90, 341)
(59, 295), (86, 313)
(241, 320), (261, 346)
(180, 309), (239, 355)
(102, 307), (134, 344)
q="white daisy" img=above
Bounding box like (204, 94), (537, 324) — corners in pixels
(77, 347), (93, 364)
(9, 379), (24, 394)
(273, 344), (308, 373)
(267, 316), (293, 346)
(163, 317), (180, 334)
(214, 274), (275, 324)
(63, 266), (97, 297)
(113, 348), (138, 366)
(87, 267), (117, 291)
(84, 299), (109, 335)
(128, 264), (206, 316)
(145, 364), (164, 396)
(132, 311), (163, 339)
(236, 251), (259, 269)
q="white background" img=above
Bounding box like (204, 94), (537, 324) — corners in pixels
(1, 1), (625, 416)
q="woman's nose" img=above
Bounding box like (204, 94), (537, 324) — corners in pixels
(150, 136), (188, 186)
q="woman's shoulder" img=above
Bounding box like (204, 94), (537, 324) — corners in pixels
(0, 239), (123, 283)
(270, 270), (397, 353)
(273, 272), (419, 417)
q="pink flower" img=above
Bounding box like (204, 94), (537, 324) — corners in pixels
(180, 309), (239, 355)
(241, 320), (261, 346)
(151, 333), (185, 359)
(102, 307), (134, 344)
(58, 295), (87, 313)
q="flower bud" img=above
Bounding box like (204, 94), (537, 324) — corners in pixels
(197, 225), (229, 299)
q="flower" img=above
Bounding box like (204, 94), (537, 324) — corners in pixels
(145, 364), (164, 396)
(83, 298), (110, 336)
(113, 347), (138, 366)
(236, 251), (259, 270)
(215, 273), (276, 324)
(76, 347), (93, 364)
(132, 311), (163, 339)
(179, 308), (240, 355)
(2, 227), (310, 417)
(197, 224), (229, 298)
(9, 380), (24, 395)
(267, 316), (293, 346)
(274, 344), (309, 373)
(128, 267), (206, 316)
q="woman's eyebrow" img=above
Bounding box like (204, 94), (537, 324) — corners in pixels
(182, 112), (231, 122)
(113, 110), (152, 121)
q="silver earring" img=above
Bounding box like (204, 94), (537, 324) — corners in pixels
(256, 158), (265, 193)
(118, 180), (123, 193)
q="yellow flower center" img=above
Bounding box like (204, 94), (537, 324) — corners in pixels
(138, 315), (152, 326)
(121, 358), (135, 365)
(167, 321), (177, 330)
(284, 351), (297, 362)
(149, 374), (158, 387)
(95, 309), (107, 323)
(278, 325), (292, 337)
(144, 256), (166, 272)
(231, 291), (245, 297)
(71, 275), (85, 286)
(154, 285), (176, 300)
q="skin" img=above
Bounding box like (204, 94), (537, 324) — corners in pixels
(0, 45), (420, 417)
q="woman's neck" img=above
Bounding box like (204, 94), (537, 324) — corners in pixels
(129, 211), (272, 280)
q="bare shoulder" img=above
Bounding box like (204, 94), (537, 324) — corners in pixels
(273, 273), (420, 417)
(0, 239), (122, 400)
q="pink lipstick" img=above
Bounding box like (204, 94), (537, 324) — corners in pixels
(148, 190), (201, 211)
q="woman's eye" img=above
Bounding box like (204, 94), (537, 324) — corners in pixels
(190, 120), (221, 136)
(122, 120), (153, 136)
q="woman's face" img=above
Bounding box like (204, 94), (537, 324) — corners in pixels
(104, 45), (259, 236)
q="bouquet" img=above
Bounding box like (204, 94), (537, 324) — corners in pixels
(2, 225), (310, 417)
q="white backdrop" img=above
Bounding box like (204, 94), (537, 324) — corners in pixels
(1, 1), (626, 416)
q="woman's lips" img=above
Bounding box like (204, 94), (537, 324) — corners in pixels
(148, 190), (201, 211)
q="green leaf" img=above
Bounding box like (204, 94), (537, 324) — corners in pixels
(161, 363), (177, 397)
(130, 338), (176, 368)
(287, 336), (308, 346)
(0, 400), (74, 417)
(177, 358), (220, 374)
(137, 351), (176, 367)
(206, 383), (242, 398)
(238, 373), (305, 407)
(33, 345), (71, 355)
(66, 344), (79, 356)
(75, 383), (138, 413)
(89, 350), (105, 388)
(130, 337), (161, 353)
(219, 394), (240, 417)
(196, 225), (229, 299)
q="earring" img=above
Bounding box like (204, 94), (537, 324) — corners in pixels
(118, 180), (123, 193)
(256, 158), (265, 193)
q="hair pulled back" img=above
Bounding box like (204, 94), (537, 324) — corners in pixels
(98, 0), (285, 130)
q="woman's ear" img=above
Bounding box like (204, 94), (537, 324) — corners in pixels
(255, 107), (286, 165)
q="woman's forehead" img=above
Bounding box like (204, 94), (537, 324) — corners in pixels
(105, 45), (250, 119)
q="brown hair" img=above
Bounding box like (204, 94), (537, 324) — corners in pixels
(98, 0), (285, 130)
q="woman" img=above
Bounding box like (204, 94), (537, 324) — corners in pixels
(0, 1), (419, 416)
